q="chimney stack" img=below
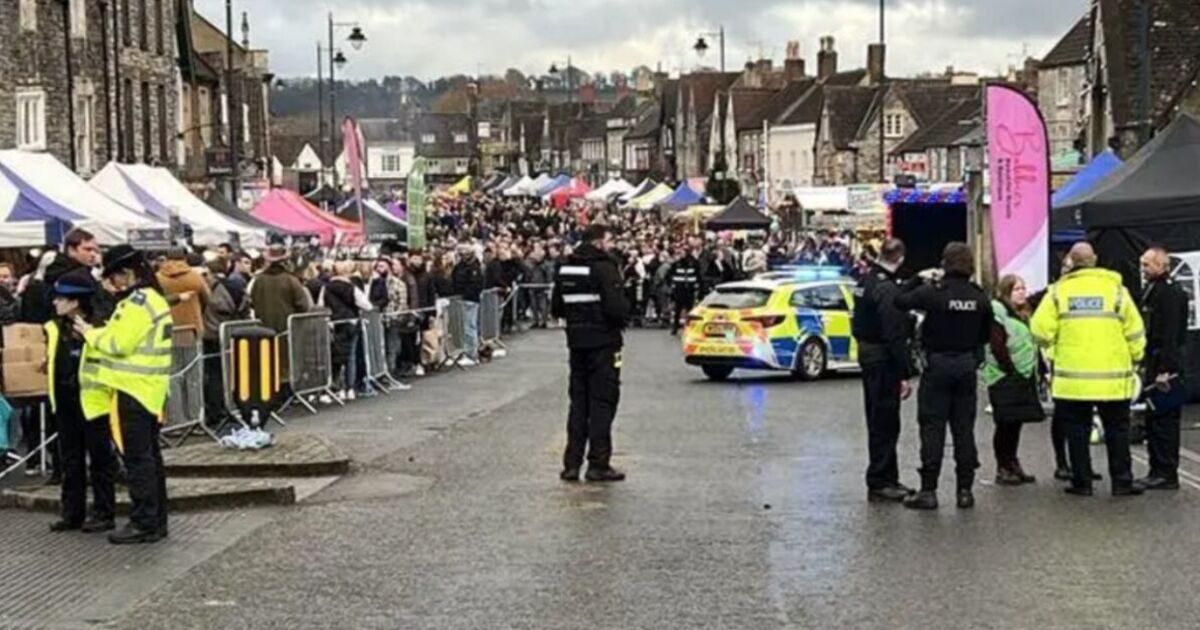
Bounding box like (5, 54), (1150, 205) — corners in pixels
(817, 36), (838, 81)
(241, 11), (250, 49)
(868, 43), (886, 86)
(784, 40), (805, 80)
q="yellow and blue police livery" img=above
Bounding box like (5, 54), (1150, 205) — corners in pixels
(682, 267), (858, 381)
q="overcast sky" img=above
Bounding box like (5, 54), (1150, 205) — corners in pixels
(194, 0), (1090, 81)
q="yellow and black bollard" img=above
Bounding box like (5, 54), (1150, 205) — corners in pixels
(228, 326), (282, 428)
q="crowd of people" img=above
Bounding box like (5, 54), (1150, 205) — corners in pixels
(0, 188), (882, 543)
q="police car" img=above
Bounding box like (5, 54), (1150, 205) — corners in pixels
(681, 267), (858, 381)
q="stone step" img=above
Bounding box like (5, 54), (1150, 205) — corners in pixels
(163, 433), (351, 478)
(0, 477), (297, 514)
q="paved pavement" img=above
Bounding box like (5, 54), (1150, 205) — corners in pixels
(7, 329), (1200, 628)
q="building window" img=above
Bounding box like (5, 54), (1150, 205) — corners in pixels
(381, 152), (402, 174)
(16, 89), (46, 151)
(19, 0), (36, 31)
(139, 0), (148, 50)
(421, 133), (435, 144)
(70, 0), (87, 38)
(75, 89), (96, 173)
(141, 82), (151, 161)
(884, 113), (904, 138)
(453, 132), (468, 144)
(122, 79), (134, 159)
(1056, 70), (1070, 107)
(121, 0), (131, 46)
(157, 84), (168, 163)
(789, 151), (797, 175)
(155, 0), (164, 54)
(455, 158), (469, 172)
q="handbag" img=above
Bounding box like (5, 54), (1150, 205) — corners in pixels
(988, 374), (1046, 424)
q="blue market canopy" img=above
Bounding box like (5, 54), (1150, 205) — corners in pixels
(1052, 150), (1123, 207)
(657, 182), (705, 209)
(883, 187), (966, 205)
(537, 175), (571, 197)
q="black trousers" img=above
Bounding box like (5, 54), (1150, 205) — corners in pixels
(1056, 399), (1134, 490)
(57, 389), (116, 524)
(917, 352), (980, 491)
(565, 346), (622, 470)
(993, 422), (1023, 470)
(861, 361), (902, 490)
(1145, 406), (1181, 482)
(202, 339), (228, 427)
(1051, 405), (1071, 470)
(670, 297), (695, 334)
(115, 393), (168, 532)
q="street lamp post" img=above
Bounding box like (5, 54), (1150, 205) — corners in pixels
(227, 0), (239, 206)
(326, 13), (367, 191)
(878, 0), (887, 183)
(317, 43), (326, 176)
(695, 26), (727, 182)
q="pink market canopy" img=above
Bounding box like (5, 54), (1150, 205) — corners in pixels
(549, 178), (592, 209)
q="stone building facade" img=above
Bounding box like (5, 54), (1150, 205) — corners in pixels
(0, 0), (179, 177)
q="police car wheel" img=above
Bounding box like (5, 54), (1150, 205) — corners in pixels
(794, 339), (827, 381)
(702, 365), (734, 381)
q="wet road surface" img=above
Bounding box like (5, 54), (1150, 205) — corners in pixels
(30, 330), (1200, 628)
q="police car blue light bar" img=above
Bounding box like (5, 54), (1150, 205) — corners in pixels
(771, 265), (847, 281)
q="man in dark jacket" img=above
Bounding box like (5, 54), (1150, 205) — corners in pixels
(852, 239), (916, 503)
(249, 246), (312, 383)
(44, 229), (115, 323)
(451, 246), (485, 364)
(1138, 246), (1190, 490)
(668, 248), (701, 336)
(551, 224), (631, 483)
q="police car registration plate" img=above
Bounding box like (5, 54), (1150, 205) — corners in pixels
(704, 323), (736, 338)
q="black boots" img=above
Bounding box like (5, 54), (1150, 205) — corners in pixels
(1139, 476), (1180, 491)
(956, 488), (975, 509)
(559, 467), (581, 482)
(903, 490), (938, 510)
(585, 467), (626, 483)
(867, 486), (911, 503)
(107, 524), (162, 545)
(995, 468), (1023, 486)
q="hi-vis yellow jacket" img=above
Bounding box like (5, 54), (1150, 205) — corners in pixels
(1030, 267), (1146, 401)
(44, 320), (109, 420)
(81, 288), (174, 421)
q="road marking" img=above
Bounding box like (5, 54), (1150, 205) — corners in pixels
(1178, 445), (1200, 465)
(1131, 452), (1200, 491)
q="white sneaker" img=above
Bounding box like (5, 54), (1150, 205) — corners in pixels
(319, 395), (333, 405)
(414, 365), (426, 377)
(347, 390), (358, 401)
(392, 382), (413, 391)
(458, 357), (478, 367)
(336, 390), (347, 402)
(492, 349), (508, 359)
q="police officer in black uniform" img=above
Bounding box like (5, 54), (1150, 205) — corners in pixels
(895, 242), (992, 510)
(1138, 245), (1189, 490)
(852, 239), (917, 503)
(668, 247), (701, 336)
(552, 224), (632, 483)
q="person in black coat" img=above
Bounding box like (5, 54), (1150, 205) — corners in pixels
(1138, 246), (1190, 490)
(668, 248), (701, 336)
(551, 224), (631, 483)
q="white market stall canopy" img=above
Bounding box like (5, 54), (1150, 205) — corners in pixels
(503, 175), (537, 197)
(0, 150), (161, 245)
(91, 163), (267, 248)
(0, 172), (62, 246)
(786, 185), (890, 214)
(586, 178), (635, 202)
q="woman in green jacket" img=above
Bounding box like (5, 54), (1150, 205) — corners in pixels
(985, 274), (1045, 485)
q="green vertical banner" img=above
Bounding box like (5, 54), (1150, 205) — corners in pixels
(407, 157), (428, 251)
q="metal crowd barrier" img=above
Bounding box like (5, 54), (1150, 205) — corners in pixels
(281, 311), (342, 414)
(440, 297), (468, 369)
(512, 283), (555, 331)
(361, 310), (402, 393)
(160, 326), (213, 448)
(480, 288), (506, 351)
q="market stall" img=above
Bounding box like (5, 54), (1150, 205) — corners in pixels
(885, 187), (967, 275)
(0, 150), (160, 245)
